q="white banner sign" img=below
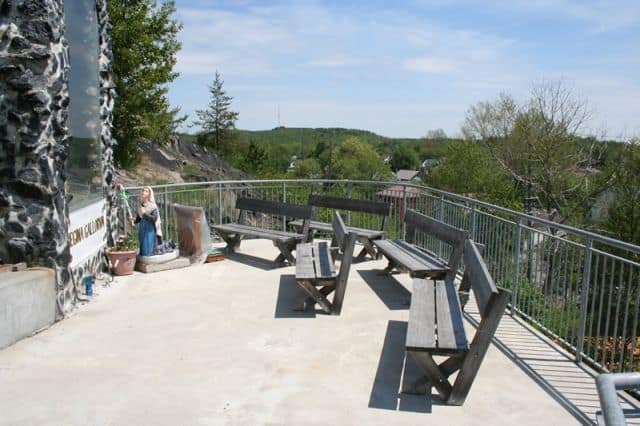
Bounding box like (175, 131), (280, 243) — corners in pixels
(69, 199), (107, 267)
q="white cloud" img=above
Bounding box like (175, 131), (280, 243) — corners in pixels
(403, 57), (458, 73)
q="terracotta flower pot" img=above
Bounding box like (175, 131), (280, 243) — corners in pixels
(107, 250), (137, 276)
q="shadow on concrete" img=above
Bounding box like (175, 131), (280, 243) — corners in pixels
(358, 270), (411, 310)
(368, 320), (437, 413)
(274, 274), (316, 319)
(224, 251), (284, 271)
(462, 307), (639, 425)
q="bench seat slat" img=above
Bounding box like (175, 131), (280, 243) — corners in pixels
(312, 242), (336, 279)
(290, 219), (385, 239)
(212, 223), (305, 242)
(295, 242), (336, 280)
(406, 279), (436, 351)
(374, 239), (449, 276)
(435, 281), (469, 351)
(295, 243), (316, 279)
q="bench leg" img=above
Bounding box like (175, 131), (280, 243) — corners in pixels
(273, 241), (297, 266)
(296, 280), (333, 314)
(408, 351), (453, 402)
(295, 286), (334, 312)
(356, 238), (377, 260)
(219, 232), (242, 252)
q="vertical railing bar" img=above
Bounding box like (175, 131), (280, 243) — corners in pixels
(576, 238), (593, 363)
(282, 181), (287, 232)
(595, 256), (609, 368)
(610, 262), (625, 370)
(217, 183), (223, 226)
(628, 273), (640, 373)
(602, 258), (616, 369)
(586, 254), (601, 359)
(512, 218), (522, 316)
(557, 242), (569, 342)
(619, 268), (633, 371)
(402, 185), (408, 241)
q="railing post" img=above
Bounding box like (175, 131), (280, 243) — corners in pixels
(470, 203), (477, 240)
(217, 183), (223, 225)
(438, 194), (445, 256)
(345, 181), (352, 226)
(402, 185), (407, 240)
(511, 218), (523, 316)
(163, 185), (168, 238)
(282, 181), (287, 232)
(576, 238), (593, 363)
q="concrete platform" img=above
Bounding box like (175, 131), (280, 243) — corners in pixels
(0, 268), (56, 350)
(0, 240), (637, 425)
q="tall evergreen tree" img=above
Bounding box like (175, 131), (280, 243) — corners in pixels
(193, 71), (239, 152)
(109, 0), (184, 169)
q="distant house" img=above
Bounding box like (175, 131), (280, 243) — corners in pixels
(421, 158), (440, 171)
(396, 169), (421, 181)
(376, 185), (422, 220)
(287, 155), (298, 171)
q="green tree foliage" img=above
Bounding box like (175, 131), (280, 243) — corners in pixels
(603, 138), (640, 248)
(461, 81), (601, 225)
(427, 140), (522, 209)
(109, 0), (184, 169)
(330, 137), (392, 180)
(290, 158), (322, 179)
(193, 71), (239, 154)
(390, 143), (419, 171)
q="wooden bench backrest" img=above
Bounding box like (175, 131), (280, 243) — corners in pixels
(447, 239), (511, 405)
(236, 197), (313, 219)
(309, 195), (391, 216)
(330, 211), (357, 315)
(461, 241), (498, 318)
(404, 209), (468, 282)
(309, 195), (391, 232)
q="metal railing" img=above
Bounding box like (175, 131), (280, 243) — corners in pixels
(124, 179), (640, 375)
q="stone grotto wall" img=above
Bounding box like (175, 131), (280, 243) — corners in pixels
(0, 0), (118, 317)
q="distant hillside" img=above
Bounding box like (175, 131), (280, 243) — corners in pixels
(179, 127), (449, 160)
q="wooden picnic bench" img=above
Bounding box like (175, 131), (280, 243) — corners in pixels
(211, 197), (313, 266)
(294, 212), (357, 315)
(404, 240), (511, 405)
(373, 209), (468, 281)
(289, 195), (391, 260)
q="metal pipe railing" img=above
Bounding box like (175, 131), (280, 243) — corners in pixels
(596, 372), (640, 425)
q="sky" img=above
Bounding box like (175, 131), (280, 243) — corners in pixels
(169, 0), (640, 139)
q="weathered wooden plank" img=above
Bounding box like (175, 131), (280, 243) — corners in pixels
(236, 197), (313, 219)
(309, 194), (391, 216)
(374, 240), (448, 277)
(332, 231), (356, 315)
(313, 242), (336, 278)
(332, 211), (347, 248)
(212, 223), (304, 241)
(404, 209), (468, 247)
(406, 278), (436, 351)
(447, 289), (511, 405)
(295, 243), (316, 279)
(435, 281), (468, 351)
(289, 219), (385, 239)
(463, 240), (498, 318)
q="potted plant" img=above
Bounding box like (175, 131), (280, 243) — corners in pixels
(107, 230), (138, 276)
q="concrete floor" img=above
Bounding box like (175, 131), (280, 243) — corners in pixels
(1, 240), (637, 425)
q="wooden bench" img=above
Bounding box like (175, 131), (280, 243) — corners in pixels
(404, 240), (511, 405)
(289, 195), (391, 260)
(211, 197), (313, 266)
(374, 209), (468, 281)
(294, 212), (357, 315)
